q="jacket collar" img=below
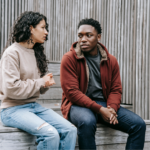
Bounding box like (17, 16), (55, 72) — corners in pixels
(72, 42), (108, 62)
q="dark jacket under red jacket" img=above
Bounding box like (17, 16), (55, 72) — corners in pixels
(60, 42), (122, 119)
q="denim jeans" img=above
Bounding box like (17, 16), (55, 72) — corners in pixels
(69, 101), (146, 150)
(1, 102), (77, 150)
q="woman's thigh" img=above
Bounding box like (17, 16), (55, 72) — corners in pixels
(1, 104), (58, 136)
(35, 103), (76, 132)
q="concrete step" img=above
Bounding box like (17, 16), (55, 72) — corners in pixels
(0, 120), (150, 150)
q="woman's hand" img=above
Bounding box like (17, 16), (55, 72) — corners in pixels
(42, 73), (55, 87)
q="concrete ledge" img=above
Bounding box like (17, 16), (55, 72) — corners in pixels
(0, 120), (150, 150)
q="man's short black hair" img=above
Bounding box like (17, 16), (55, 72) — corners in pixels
(78, 18), (102, 34)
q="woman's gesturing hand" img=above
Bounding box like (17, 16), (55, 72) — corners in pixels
(42, 73), (55, 87)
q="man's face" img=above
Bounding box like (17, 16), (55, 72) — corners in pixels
(78, 25), (101, 54)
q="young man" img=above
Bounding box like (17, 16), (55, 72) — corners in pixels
(60, 18), (146, 150)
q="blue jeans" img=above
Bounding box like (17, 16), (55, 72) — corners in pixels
(69, 101), (146, 150)
(1, 102), (77, 150)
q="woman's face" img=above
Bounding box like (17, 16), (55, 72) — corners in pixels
(31, 19), (48, 44)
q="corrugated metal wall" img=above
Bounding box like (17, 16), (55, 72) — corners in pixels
(0, 0), (150, 119)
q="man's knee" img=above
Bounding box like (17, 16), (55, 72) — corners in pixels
(76, 117), (97, 137)
(74, 117), (96, 138)
(137, 119), (146, 132)
(79, 117), (96, 128)
(132, 118), (146, 134)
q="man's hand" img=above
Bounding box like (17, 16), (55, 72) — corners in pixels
(42, 73), (55, 87)
(99, 107), (112, 123)
(99, 106), (118, 125)
(107, 106), (118, 125)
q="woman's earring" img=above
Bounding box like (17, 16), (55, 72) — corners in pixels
(27, 39), (30, 44)
(30, 38), (34, 45)
(27, 37), (34, 45)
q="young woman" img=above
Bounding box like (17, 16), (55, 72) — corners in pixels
(0, 11), (77, 150)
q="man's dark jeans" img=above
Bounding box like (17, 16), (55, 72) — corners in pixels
(69, 101), (146, 150)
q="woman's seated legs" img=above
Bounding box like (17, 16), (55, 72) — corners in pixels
(1, 102), (77, 150)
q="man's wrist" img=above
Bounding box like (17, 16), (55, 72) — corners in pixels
(99, 106), (104, 114)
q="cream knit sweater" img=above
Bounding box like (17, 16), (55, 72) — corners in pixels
(0, 42), (48, 108)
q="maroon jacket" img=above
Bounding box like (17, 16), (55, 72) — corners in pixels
(60, 42), (122, 119)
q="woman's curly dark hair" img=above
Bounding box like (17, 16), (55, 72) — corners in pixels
(4, 11), (49, 77)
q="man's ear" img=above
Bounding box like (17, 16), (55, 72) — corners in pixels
(97, 34), (101, 42)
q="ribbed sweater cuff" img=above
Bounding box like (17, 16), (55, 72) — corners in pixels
(37, 78), (45, 87)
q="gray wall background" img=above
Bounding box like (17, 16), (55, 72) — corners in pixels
(0, 0), (150, 119)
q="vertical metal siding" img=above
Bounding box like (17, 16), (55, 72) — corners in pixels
(0, 0), (150, 119)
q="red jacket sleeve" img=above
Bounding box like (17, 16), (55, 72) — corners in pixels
(107, 59), (122, 112)
(60, 54), (102, 113)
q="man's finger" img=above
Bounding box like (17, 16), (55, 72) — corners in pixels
(113, 118), (118, 125)
(110, 114), (113, 121)
(110, 115), (116, 124)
